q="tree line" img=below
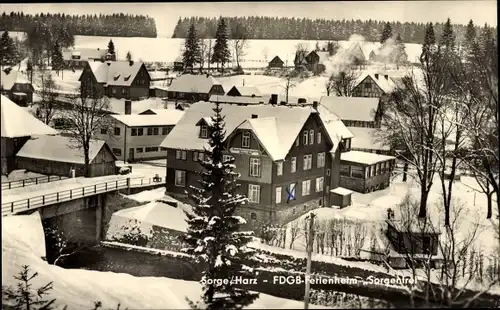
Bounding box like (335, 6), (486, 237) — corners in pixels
(171, 16), (496, 44)
(0, 11), (157, 38)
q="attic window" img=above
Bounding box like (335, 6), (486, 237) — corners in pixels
(124, 74), (131, 81)
(114, 73), (121, 80)
(200, 124), (208, 138)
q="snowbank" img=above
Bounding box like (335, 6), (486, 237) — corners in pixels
(126, 187), (167, 203)
(2, 214), (330, 309)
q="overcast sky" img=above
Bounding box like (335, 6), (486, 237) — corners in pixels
(1, 1), (496, 37)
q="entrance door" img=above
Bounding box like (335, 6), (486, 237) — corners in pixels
(129, 148), (135, 163)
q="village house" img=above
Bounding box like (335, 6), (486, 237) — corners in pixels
(304, 51), (329, 74)
(268, 56), (284, 69)
(62, 47), (114, 69)
(319, 96), (382, 128)
(79, 60), (151, 100)
(0, 69), (34, 107)
(226, 86), (262, 98)
(340, 42), (369, 66)
(1, 95), (59, 175)
(209, 95), (265, 105)
(173, 56), (184, 72)
(167, 74), (225, 103)
(347, 127), (391, 155)
(160, 100), (353, 231)
(16, 134), (117, 178)
(94, 102), (184, 162)
(352, 72), (397, 98)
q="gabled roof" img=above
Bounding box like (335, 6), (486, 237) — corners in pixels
(269, 56), (284, 63)
(209, 95), (265, 105)
(62, 48), (107, 61)
(354, 73), (397, 94)
(346, 42), (366, 61)
(168, 74), (223, 94)
(307, 51), (330, 64)
(16, 135), (115, 164)
(160, 102), (317, 161)
(0, 70), (32, 90)
(315, 104), (354, 152)
(84, 61), (149, 87)
(111, 110), (184, 127)
(319, 96), (380, 122)
(227, 86), (262, 97)
(348, 127), (390, 151)
(1, 95), (58, 138)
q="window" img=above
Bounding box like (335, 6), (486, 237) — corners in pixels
(145, 147), (159, 152)
(200, 125), (208, 138)
(351, 166), (364, 178)
(370, 165), (375, 177)
(303, 130), (308, 145)
(100, 128), (107, 134)
(317, 132), (322, 144)
(153, 127), (159, 135)
(422, 237), (431, 254)
(114, 127), (120, 135)
(381, 162), (386, 173)
(295, 137), (299, 146)
(376, 163), (380, 175)
(276, 162), (283, 176)
(147, 128), (153, 136)
(309, 130), (314, 145)
(251, 212), (257, 220)
(112, 148), (122, 156)
(287, 183), (297, 201)
(223, 154), (232, 162)
(122, 88), (126, 95)
(317, 152), (325, 168)
(303, 154), (312, 170)
(160, 147), (168, 151)
(137, 128), (143, 136)
(302, 179), (311, 196)
(162, 127), (170, 135)
(345, 139), (351, 150)
(242, 132), (251, 148)
(290, 157), (296, 173)
(131, 128), (137, 136)
(112, 88), (117, 95)
(340, 164), (350, 176)
(249, 158), (261, 177)
(316, 177), (324, 192)
(275, 187), (282, 204)
(174, 170), (186, 187)
(175, 150), (187, 160)
(248, 184), (260, 203)
(136, 148), (143, 153)
(193, 151), (199, 161)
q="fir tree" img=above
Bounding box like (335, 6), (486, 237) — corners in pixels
(0, 31), (17, 67)
(380, 22), (393, 44)
(420, 22), (436, 62)
(183, 102), (259, 309)
(465, 19), (476, 45)
(439, 18), (455, 51)
(212, 18), (231, 72)
(107, 39), (115, 56)
(126, 51), (132, 62)
(183, 23), (201, 73)
(51, 41), (64, 73)
(393, 34), (408, 68)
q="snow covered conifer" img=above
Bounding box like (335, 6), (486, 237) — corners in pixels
(0, 31), (17, 67)
(183, 23), (201, 73)
(182, 101), (259, 309)
(212, 18), (231, 72)
(107, 39), (115, 56)
(380, 22), (393, 44)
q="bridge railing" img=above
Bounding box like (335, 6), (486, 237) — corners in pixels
(1, 175), (167, 216)
(2, 175), (68, 191)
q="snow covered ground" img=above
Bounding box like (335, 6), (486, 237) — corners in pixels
(2, 212), (331, 309)
(1, 169), (47, 182)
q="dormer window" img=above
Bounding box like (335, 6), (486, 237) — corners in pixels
(242, 132), (251, 148)
(200, 124), (208, 138)
(124, 74), (131, 81)
(114, 73), (121, 80)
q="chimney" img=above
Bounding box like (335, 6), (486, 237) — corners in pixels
(313, 101), (319, 110)
(298, 98), (307, 104)
(374, 73), (379, 79)
(251, 114), (258, 119)
(106, 61), (111, 66)
(384, 74), (388, 80)
(270, 94), (278, 106)
(124, 100), (132, 115)
(129, 60), (134, 66)
(97, 48), (100, 51)
(206, 73), (209, 78)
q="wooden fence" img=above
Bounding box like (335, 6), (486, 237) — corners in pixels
(2, 175), (68, 191)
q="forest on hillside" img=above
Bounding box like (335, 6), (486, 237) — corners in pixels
(0, 12), (157, 38)
(172, 16), (494, 44)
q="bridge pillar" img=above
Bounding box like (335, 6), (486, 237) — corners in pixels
(96, 202), (103, 242)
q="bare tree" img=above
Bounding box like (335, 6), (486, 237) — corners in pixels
(288, 220), (301, 249)
(280, 74), (296, 103)
(294, 43), (308, 69)
(65, 81), (111, 177)
(262, 46), (269, 62)
(230, 23), (248, 71)
(37, 71), (59, 125)
(325, 69), (359, 96)
(199, 39), (211, 73)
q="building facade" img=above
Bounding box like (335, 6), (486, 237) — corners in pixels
(0, 69), (34, 106)
(167, 74), (225, 103)
(268, 56), (284, 68)
(352, 73), (396, 98)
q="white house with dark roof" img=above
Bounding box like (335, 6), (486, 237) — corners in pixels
(0, 69), (34, 106)
(79, 61), (151, 100)
(167, 74), (225, 103)
(160, 101), (355, 230)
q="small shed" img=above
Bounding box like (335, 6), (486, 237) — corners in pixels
(268, 56), (284, 68)
(16, 135), (117, 177)
(330, 187), (353, 208)
(173, 56), (184, 72)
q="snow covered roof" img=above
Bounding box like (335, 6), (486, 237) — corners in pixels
(160, 102), (318, 161)
(355, 73), (397, 94)
(341, 150), (395, 165)
(107, 98), (166, 115)
(269, 55), (284, 63)
(174, 56), (183, 63)
(315, 104), (354, 152)
(348, 127), (390, 151)
(0, 69), (32, 90)
(84, 61), (149, 87)
(1, 95), (58, 138)
(62, 47), (107, 61)
(330, 187), (353, 196)
(346, 42), (367, 61)
(16, 135), (114, 164)
(227, 86), (262, 97)
(209, 95), (265, 105)
(168, 74), (223, 94)
(319, 96), (380, 122)
(111, 111), (184, 127)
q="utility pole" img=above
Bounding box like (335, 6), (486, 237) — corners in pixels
(304, 212), (315, 310)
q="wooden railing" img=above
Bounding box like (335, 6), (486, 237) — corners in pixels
(1, 175), (166, 216)
(2, 176), (68, 191)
